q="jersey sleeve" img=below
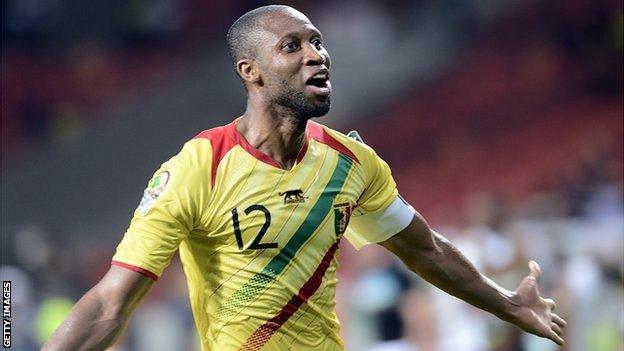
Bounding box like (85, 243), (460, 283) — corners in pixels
(112, 140), (209, 279)
(344, 147), (414, 250)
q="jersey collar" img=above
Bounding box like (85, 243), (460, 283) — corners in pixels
(226, 119), (310, 170)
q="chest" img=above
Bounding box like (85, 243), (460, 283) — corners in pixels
(198, 148), (364, 252)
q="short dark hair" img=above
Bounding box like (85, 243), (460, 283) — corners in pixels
(226, 5), (293, 75)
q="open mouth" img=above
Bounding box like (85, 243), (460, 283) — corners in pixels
(306, 73), (329, 88)
(305, 71), (331, 95)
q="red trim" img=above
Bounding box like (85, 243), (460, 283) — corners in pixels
(306, 121), (360, 164)
(226, 120), (283, 168)
(111, 260), (158, 281)
(195, 119), (357, 178)
(226, 119), (311, 169)
(295, 137), (309, 164)
(239, 240), (340, 350)
(194, 124), (238, 187)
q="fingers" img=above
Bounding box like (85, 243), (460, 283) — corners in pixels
(552, 313), (567, 328)
(548, 313), (567, 346)
(528, 260), (542, 281)
(548, 330), (565, 346)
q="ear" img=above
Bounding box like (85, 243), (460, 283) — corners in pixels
(237, 59), (262, 86)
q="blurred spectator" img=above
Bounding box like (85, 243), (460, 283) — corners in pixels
(368, 289), (436, 351)
(34, 297), (74, 346)
(345, 246), (414, 349)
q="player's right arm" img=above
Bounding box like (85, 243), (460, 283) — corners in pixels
(42, 265), (153, 350)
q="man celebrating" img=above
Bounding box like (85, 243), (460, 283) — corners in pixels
(44, 5), (566, 350)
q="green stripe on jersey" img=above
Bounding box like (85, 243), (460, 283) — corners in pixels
(217, 154), (353, 321)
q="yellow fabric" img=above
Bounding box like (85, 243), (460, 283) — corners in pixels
(112, 121), (401, 350)
(113, 140), (208, 277)
(322, 127), (399, 215)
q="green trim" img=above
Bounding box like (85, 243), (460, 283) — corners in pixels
(217, 154), (353, 320)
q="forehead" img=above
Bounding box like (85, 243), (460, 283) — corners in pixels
(257, 9), (321, 40)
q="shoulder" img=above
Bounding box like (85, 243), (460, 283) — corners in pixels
(188, 121), (240, 186)
(193, 122), (232, 145)
(306, 120), (379, 165)
(181, 121), (238, 165)
(191, 122), (233, 152)
(152, 124), (229, 178)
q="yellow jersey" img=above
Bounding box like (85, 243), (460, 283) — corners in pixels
(112, 119), (413, 350)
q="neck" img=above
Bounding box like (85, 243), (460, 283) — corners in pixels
(237, 96), (309, 170)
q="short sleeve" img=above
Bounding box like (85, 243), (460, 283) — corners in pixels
(344, 148), (414, 250)
(112, 141), (208, 279)
(355, 149), (397, 214)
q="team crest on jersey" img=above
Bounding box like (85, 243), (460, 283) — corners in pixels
(333, 201), (353, 237)
(137, 171), (170, 215)
(279, 189), (307, 204)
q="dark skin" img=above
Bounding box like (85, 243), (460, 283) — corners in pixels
(43, 7), (566, 350)
(43, 266), (153, 350)
(235, 9), (332, 169)
(381, 211), (567, 345)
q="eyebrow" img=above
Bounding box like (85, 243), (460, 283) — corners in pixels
(279, 28), (323, 40)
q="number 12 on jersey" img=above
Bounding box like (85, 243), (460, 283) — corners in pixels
(231, 205), (278, 250)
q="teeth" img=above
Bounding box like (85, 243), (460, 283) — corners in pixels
(312, 73), (327, 80)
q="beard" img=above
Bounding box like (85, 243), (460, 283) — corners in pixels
(271, 79), (331, 121)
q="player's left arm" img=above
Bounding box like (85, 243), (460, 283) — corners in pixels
(378, 210), (567, 345)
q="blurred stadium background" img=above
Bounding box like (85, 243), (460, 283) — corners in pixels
(1, 0), (622, 350)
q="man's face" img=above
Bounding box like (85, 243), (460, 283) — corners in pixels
(254, 10), (332, 119)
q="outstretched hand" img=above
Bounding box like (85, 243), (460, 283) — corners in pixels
(511, 261), (567, 345)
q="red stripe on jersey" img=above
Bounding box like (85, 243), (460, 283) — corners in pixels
(194, 119), (355, 180)
(194, 124), (237, 186)
(239, 240), (340, 351)
(111, 260), (158, 281)
(227, 120), (283, 169)
(306, 121), (360, 164)
(295, 136), (309, 164)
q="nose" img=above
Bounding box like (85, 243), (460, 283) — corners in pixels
(303, 43), (328, 67)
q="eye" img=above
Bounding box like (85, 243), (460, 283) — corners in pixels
(311, 38), (323, 49)
(282, 41), (299, 52)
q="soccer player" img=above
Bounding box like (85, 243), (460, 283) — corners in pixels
(43, 5), (566, 351)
